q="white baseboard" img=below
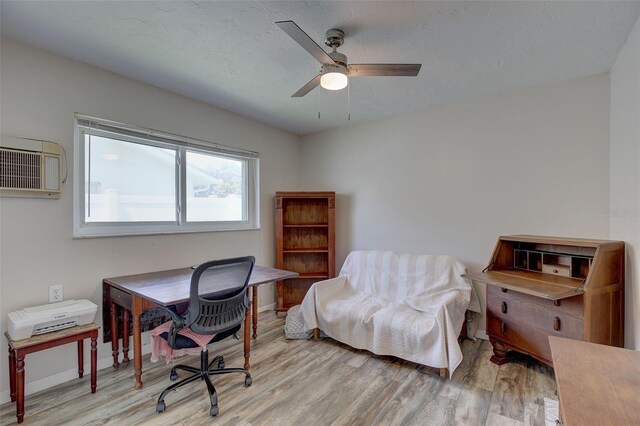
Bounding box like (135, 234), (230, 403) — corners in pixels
(0, 343), (152, 405)
(0, 307), (279, 406)
(475, 330), (489, 340)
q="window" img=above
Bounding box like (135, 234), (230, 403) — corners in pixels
(73, 114), (259, 237)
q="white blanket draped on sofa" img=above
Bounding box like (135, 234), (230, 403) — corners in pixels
(300, 250), (481, 375)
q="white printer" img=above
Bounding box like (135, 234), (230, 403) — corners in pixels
(7, 299), (98, 341)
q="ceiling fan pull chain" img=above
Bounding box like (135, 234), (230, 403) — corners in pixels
(347, 81), (351, 121)
(318, 84), (321, 119)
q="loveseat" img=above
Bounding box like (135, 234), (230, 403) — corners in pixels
(300, 250), (480, 375)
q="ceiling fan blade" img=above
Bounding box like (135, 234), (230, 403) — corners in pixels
(348, 64), (422, 77)
(292, 74), (321, 97)
(276, 20), (335, 65)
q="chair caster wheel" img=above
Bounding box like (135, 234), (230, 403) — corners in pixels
(245, 376), (252, 387)
(210, 406), (219, 417)
(218, 360), (225, 369)
(170, 371), (178, 381)
(156, 401), (166, 413)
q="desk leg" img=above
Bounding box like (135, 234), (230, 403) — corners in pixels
(244, 288), (251, 370)
(16, 350), (25, 424)
(77, 340), (84, 378)
(110, 300), (119, 368)
(8, 346), (16, 402)
(91, 333), (97, 393)
(132, 296), (143, 389)
(252, 286), (258, 339)
(122, 309), (130, 364)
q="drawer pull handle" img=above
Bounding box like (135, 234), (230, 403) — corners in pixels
(501, 301), (508, 314)
(554, 317), (561, 331)
(553, 269), (559, 274)
(501, 321), (507, 335)
(554, 300), (561, 307)
(501, 288), (507, 293)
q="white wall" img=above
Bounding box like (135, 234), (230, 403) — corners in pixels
(0, 39), (299, 400)
(300, 74), (612, 333)
(610, 16), (640, 351)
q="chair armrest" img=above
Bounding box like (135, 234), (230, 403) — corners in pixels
(157, 305), (186, 348)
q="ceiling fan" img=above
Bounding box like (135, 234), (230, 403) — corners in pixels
(276, 20), (422, 97)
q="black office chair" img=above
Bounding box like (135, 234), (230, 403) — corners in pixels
(155, 256), (254, 417)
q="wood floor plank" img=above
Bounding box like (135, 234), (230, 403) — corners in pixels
(522, 357), (556, 407)
(463, 340), (500, 392)
(406, 394), (456, 426)
(438, 338), (482, 400)
(488, 360), (528, 422)
(523, 402), (545, 426)
(330, 375), (397, 426)
(0, 314), (555, 426)
(373, 372), (444, 425)
(452, 384), (493, 425)
(485, 411), (525, 426)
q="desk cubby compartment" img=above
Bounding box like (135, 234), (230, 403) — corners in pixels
(571, 257), (591, 279)
(528, 252), (542, 271)
(514, 250), (528, 269)
(512, 246), (592, 278)
(513, 250), (543, 272)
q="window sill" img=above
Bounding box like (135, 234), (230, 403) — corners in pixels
(73, 224), (260, 239)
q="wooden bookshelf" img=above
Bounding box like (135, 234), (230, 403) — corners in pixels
(463, 235), (624, 366)
(275, 192), (335, 313)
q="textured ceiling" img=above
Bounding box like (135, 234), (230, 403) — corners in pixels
(2, 1), (639, 135)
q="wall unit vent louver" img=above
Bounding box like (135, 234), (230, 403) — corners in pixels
(1, 136), (62, 199)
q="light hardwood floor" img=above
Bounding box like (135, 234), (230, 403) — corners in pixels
(0, 313), (556, 425)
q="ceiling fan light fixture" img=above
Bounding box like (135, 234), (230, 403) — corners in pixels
(320, 63), (348, 91)
(320, 72), (348, 90)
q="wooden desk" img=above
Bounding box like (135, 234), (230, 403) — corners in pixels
(6, 323), (99, 423)
(463, 236), (624, 367)
(103, 265), (297, 389)
(550, 336), (640, 425)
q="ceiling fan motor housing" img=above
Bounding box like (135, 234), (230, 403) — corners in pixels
(328, 51), (348, 67)
(324, 28), (345, 48)
(321, 63), (348, 76)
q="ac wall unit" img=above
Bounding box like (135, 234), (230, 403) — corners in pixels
(0, 136), (62, 199)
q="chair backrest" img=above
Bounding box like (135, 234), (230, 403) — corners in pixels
(185, 256), (255, 335)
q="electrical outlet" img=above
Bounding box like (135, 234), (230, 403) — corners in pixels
(49, 285), (63, 303)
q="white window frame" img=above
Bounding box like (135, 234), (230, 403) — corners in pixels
(73, 114), (260, 238)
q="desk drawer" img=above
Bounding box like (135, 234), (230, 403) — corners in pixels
(487, 284), (583, 318)
(109, 287), (132, 309)
(487, 313), (553, 362)
(109, 287), (158, 311)
(487, 291), (583, 340)
(542, 264), (571, 277)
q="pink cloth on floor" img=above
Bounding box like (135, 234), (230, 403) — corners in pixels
(150, 321), (216, 364)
